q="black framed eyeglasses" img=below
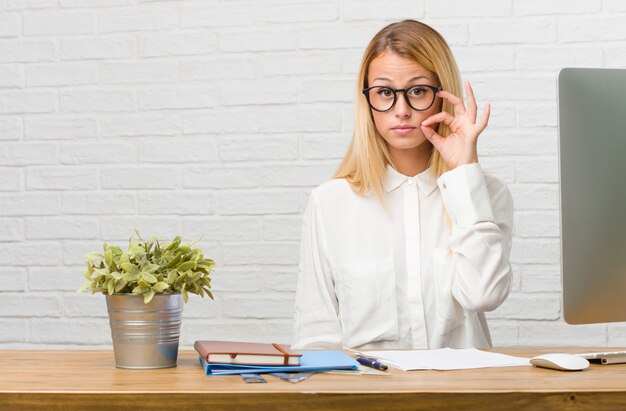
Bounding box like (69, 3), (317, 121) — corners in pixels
(362, 84), (442, 112)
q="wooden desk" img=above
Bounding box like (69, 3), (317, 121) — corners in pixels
(2, 348), (626, 410)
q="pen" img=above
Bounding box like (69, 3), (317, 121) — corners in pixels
(356, 356), (388, 371)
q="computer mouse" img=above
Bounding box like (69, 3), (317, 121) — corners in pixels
(530, 353), (590, 371)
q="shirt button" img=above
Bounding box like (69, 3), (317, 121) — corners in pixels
(407, 179), (414, 185)
(442, 183), (447, 189)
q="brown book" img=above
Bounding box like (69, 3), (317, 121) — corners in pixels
(194, 340), (302, 366)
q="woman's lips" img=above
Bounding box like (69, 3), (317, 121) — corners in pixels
(391, 126), (416, 135)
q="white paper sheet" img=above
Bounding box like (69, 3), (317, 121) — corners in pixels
(358, 348), (531, 371)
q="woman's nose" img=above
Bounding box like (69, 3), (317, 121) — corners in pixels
(393, 94), (411, 118)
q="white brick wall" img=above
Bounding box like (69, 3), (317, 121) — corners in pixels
(1, 0), (624, 350)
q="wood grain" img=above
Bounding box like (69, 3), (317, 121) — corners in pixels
(1, 348), (626, 410)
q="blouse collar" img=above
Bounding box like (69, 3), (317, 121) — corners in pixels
(383, 164), (438, 196)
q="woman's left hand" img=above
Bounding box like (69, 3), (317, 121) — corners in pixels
(420, 81), (490, 170)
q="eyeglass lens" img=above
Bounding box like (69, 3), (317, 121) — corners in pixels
(366, 86), (437, 112)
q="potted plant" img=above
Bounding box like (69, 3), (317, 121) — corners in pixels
(77, 231), (215, 369)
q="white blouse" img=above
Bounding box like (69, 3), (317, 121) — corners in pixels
(291, 163), (514, 351)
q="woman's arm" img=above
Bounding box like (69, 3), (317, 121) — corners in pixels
(420, 81), (513, 312)
(291, 193), (343, 350)
(438, 164), (514, 312)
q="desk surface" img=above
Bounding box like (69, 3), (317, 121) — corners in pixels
(2, 348), (626, 410)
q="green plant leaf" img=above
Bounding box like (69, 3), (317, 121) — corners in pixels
(141, 272), (158, 284)
(128, 241), (144, 256)
(174, 271), (188, 287)
(152, 282), (170, 292)
(144, 289), (155, 304)
(110, 245), (123, 255)
(76, 280), (91, 293)
(81, 268), (92, 280)
(107, 278), (115, 295)
(114, 279), (127, 293)
(122, 272), (139, 282)
(181, 283), (188, 303)
(104, 247), (113, 268)
(197, 264), (214, 273)
(177, 261), (196, 272)
(143, 263), (160, 274)
(165, 256), (181, 270)
(166, 270), (177, 285)
(120, 253), (131, 265)
(165, 236), (181, 252)
(120, 263), (139, 275)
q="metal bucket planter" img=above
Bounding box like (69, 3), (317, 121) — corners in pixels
(105, 292), (183, 369)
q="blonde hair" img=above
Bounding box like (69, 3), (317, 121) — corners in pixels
(334, 20), (463, 204)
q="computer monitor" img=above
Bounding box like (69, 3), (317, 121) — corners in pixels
(558, 67), (626, 324)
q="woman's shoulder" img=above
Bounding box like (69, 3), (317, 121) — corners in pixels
(309, 178), (379, 209)
(307, 178), (380, 223)
(310, 178), (353, 202)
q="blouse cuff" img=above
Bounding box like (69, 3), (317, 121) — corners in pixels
(437, 163), (495, 227)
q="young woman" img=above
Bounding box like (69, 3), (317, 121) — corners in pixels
(291, 20), (513, 350)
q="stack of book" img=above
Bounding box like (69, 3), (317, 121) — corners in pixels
(194, 340), (358, 376)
